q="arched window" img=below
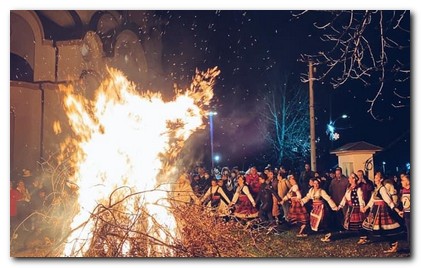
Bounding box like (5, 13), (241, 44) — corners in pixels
(10, 53), (34, 82)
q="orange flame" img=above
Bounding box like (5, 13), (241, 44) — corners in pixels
(59, 67), (219, 256)
(53, 120), (62, 134)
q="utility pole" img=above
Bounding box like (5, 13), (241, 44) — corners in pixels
(308, 60), (317, 171)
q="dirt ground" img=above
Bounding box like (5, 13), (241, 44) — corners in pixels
(10, 221), (410, 258)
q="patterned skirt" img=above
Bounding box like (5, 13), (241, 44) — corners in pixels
(362, 201), (402, 237)
(287, 198), (309, 225)
(343, 205), (364, 231)
(309, 201), (325, 231)
(234, 194), (258, 219)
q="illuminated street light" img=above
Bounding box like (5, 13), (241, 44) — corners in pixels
(327, 114), (349, 141)
(208, 111), (217, 173)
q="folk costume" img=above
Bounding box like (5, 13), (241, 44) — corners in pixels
(301, 187), (338, 232)
(339, 186), (366, 231)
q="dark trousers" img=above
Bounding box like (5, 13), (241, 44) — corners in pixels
(258, 209), (275, 226)
(404, 212), (410, 244)
(329, 208), (345, 231)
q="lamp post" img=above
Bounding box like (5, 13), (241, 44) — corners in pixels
(208, 111), (217, 173)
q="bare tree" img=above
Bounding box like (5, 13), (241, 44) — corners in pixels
(259, 74), (310, 166)
(295, 10), (410, 120)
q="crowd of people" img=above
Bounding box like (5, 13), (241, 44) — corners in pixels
(10, 163), (410, 255)
(171, 163), (411, 254)
(10, 170), (50, 237)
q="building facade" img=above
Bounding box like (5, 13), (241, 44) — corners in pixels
(10, 10), (168, 179)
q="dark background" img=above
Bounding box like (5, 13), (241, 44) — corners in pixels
(159, 10), (410, 174)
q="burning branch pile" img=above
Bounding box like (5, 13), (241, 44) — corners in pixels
(51, 67), (238, 257)
(64, 200), (254, 257)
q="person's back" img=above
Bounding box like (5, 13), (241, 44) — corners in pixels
(190, 175), (202, 197)
(258, 183), (274, 211)
(255, 176), (275, 225)
(10, 183), (22, 218)
(383, 178), (398, 204)
(356, 170), (374, 204)
(299, 163), (314, 196)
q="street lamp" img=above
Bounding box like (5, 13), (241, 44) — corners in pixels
(208, 111), (217, 173)
(326, 114), (348, 141)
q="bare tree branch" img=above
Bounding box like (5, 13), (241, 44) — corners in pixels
(295, 10), (410, 120)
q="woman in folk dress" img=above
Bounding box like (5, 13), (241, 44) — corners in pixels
(229, 175), (258, 219)
(201, 178), (231, 216)
(358, 171), (403, 253)
(280, 174), (309, 237)
(321, 173), (366, 242)
(301, 178), (338, 232)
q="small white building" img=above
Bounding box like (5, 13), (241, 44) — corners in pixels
(330, 141), (382, 180)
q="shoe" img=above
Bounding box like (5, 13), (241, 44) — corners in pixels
(296, 233), (308, 237)
(383, 242), (398, 253)
(299, 224), (306, 233)
(321, 233), (332, 242)
(357, 237), (368, 245)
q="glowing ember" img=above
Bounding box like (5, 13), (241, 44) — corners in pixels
(59, 67), (219, 256)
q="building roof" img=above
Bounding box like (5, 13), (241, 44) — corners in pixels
(330, 141), (383, 154)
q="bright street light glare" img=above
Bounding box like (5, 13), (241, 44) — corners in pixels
(327, 124), (335, 133)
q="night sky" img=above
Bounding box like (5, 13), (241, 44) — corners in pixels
(154, 10), (410, 173)
(7, 10), (411, 174)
